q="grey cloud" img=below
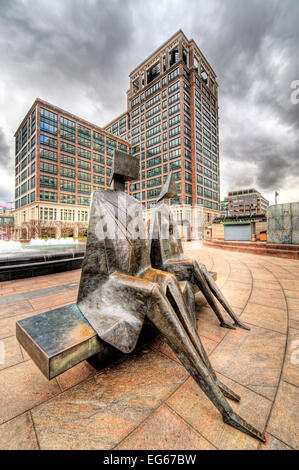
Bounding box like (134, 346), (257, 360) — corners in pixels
(188, 0), (299, 196)
(0, 0), (298, 204)
(0, 0), (135, 104)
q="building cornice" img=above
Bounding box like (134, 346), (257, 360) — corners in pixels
(129, 30), (188, 77)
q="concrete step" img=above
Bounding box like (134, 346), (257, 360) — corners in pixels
(204, 240), (299, 259)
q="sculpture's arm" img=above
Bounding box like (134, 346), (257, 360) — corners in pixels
(78, 271), (157, 354)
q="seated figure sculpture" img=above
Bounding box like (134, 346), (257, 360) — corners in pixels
(149, 172), (250, 330)
(76, 150), (264, 442)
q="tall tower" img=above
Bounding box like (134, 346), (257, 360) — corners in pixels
(105, 30), (220, 224)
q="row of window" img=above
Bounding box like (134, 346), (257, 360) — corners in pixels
(16, 111), (36, 155)
(39, 191), (90, 206)
(39, 127), (128, 153)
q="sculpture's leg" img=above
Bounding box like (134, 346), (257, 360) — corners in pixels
(147, 284), (265, 442)
(165, 260), (235, 329)
(180, 281), (196, 327)
(162, 274), (240, 402)
(200, 264), (250, 330)
(186, 260), (236, 330)
(142, 268), (239, 400)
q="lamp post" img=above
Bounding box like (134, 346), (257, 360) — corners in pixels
(275, 192), (279, 205)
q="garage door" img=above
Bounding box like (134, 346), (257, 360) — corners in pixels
(224, 224), (251, 241)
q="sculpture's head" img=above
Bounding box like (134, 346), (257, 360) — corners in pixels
(156, 172), (178, 204)
(149, 172), (183, 267)
(109, 149), (139, 191)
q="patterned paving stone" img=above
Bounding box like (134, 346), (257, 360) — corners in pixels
(0, 335), (24, 371)
(267, 380), (299, 450)
(252, 280), (281, 290)
(285, 290), (299, 299)
(250, 270), (278, 281)
(259, 432), (293, 450)
(240, 302), (287, 334)
(116, 404), (215, 450)
(31, 350), (188, 450)
(0, 300), (33, 319)
(0, 310), (38, 339)
(222, 280), (250, 291)
(196, 306), (231, 343)
(220, 286), (251, 309)
(167, 374), (271, 450)
(280, 279), (299, 291)
(57, 360), (96, 391)
(209, 324), (286, 400)
(249, 288), (286, 310)
(149, 335), (178, 363)
(0, 360), (60, 425)
(0, 284), (73, 306)
(149, 333), (218, 364)
(0, 412), (38, 450)
(28, 289), (77, 310)
(286, 297), (299, 311)
(0, 247), (297, 450)
(289, 309), (299, 330)
(227, 272), (251, 283)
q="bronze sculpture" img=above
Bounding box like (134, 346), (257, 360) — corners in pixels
(149, 172), (250, 330)
(77, 150), (264, 441)
(16, 150), (265, 442)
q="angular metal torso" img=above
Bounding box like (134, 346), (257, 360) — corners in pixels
(77, 190), (151, 353)
(150, 202), (184, 268)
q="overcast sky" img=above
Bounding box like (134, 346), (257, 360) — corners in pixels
(0, 0), (298, 207)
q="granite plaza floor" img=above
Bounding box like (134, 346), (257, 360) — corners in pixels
(0, 243), (298, 450)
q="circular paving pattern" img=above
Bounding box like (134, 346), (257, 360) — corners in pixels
(0, 243), (298, 450)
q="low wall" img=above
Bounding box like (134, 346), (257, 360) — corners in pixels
(267, 202), (299, 244)
(211, 223), (224, 240)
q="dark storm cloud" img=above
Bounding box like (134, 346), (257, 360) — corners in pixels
(0, 0), (136, 112)
(0, 0), (298, 204)
(184, 0), (299, 197)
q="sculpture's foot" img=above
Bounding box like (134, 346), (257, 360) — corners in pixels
(223, 411), (266, 442)
(220, 322), (236, 330)
(233, 321), (251, 331)
(216, 380), (240, 402)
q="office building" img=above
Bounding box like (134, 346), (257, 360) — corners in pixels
(223, 188), (269, 217)
(13, 99), (129, 239)
(13, 31), (220, 239)
(105, 30), (220, 228)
